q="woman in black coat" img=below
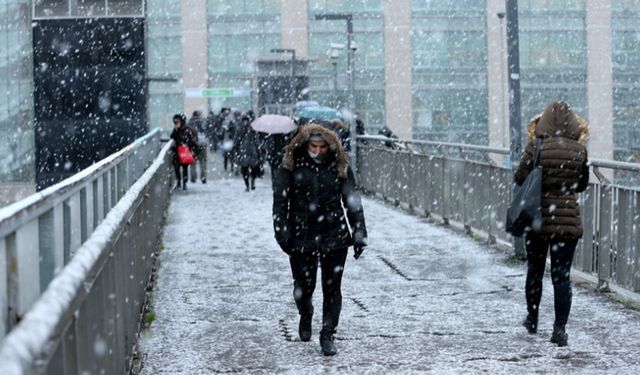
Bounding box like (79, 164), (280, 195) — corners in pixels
(232, 116), (262, 191)
(170, 113), (197, 190)
(272, 124), (368, 356)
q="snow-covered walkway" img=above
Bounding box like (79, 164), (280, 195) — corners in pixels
(140, 157), (640, 374)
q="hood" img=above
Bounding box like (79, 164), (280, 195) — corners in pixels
(282, 124), (349, 178)
(533, 101), (585, 142)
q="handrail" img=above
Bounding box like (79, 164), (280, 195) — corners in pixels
(0, 129), (162, 340)
(357, 135), (510, 155)
(0, 129), (161, 237)
(357, 135), (640, 296)
(357, 134), (640, 172)
(0, 140), (174, 374)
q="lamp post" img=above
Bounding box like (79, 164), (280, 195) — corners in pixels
(506, 0), (525, 259)
(328, 43), (343, 107)
(314, 13), (357, 174)
(270, 48), (296, 108)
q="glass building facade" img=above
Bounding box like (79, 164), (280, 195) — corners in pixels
(308, 0), (385, 128)
(0, 0), (34, 183)
(147, 0), (184, 130)
(519, 0), (587, 124)
(411, 0), (488, 143)
(612, 0), (640, 162)
(207, 0), (281, 111)
(1, 0), (639, 196)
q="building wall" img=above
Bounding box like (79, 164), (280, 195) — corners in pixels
(0, 0), (34, 185)
(307, 1), (385, 130)
(383, 0), (412, 139)
(206, 0), (281, 112)
(411, 0), (488, 143)
(612, 0), (640, 163)
(148, 0), (184, 132)
(518, 0), (588, 126)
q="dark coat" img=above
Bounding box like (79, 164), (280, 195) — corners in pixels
(232, 124), (262, 167)
(515, 101), (589, 239)
(264, 132), (295, 169)
(170, 125), (197, 149)
(273, 124), (367, 253)
(170, 125), (198, 165)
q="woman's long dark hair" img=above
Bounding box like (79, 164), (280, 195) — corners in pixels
(173, 113), (187, 127)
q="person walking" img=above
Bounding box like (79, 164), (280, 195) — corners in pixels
(170, 113), (198, 190)
(188, 110), (208, 183)
(272, 124), (368, 356)
(221, 109), (238, 172)
(264, 130), (296, 187)
(232, 112), (262, 191)
(514, 101), (589, 347)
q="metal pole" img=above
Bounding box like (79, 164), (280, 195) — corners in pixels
(290, 50), (296, 106)
(333, 61), (338, 99)
(506, 0), (525, 259)
(346, 16), (357, 175)
(313, 13), (357, 174)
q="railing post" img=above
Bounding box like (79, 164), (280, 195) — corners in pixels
(598, 184), (613, 290)
(0, 238), (7, 338)
(38, 205), (64, 292)
(8, 220), (41, 327)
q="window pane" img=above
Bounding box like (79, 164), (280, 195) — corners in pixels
(34, 0), (69, 17)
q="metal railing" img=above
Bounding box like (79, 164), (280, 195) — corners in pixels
(0, 136), (174, 374)
(357, 135), (640, 294)
(0, 129), (161, 339)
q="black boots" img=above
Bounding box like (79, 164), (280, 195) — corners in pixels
(522, 314), (538, 334)
(298, 315), (312, 342)
(319, 331), (337, 356)
(550, 324), (568, 347)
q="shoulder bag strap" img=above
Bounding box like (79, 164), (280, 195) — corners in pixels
(534, 137), (544, 167)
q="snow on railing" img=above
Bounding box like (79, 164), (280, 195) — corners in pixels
(0, 137), (173, 374)
(0, 129), (161, 340)
(356, 135), (640, 295)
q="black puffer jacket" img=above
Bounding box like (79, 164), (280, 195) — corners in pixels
(515, 101), (589, 239)
(273, 125), (367, 253)
(232, 123), (262, 168)
(170, 125), (197, 149)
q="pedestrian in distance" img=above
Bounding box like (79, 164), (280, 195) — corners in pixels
(170, 113), (198, 190)
(187, 110), (208, 184)
(514, 101), (590, 347)
(221, 109), (238, 173)
(232, 112), (262, 191)
(272, 124), (368, 356)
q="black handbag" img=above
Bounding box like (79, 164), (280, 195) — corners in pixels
(506, 138), (543, 237)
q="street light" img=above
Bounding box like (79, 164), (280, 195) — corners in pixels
(270, 48), (296, 107)
(505, 0), (525, 259)
(328, 43), (344, 106)
(314, 13), (358, 173)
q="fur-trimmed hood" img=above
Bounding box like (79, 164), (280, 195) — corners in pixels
(282, 124), (349, 178)
(526, 101), (589, 144)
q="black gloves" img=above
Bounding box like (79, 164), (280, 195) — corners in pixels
(353, 245), (365, 259)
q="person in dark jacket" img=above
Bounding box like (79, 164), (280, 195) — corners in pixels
(188, 110), (208, 183)
(170, 113), (198, 190)
(264, 130), (296, 186)
(327, 119), (351, 152)
(272, 124), (368, 356)
(232, 113), (262, 191)
(514, 101), (589, 347)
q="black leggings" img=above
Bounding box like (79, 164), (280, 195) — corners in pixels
(241, 166), (260, 188)
(525, 234), (578, 326)
(289, 249), (348, 334)
(173, 152), (189, 185)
